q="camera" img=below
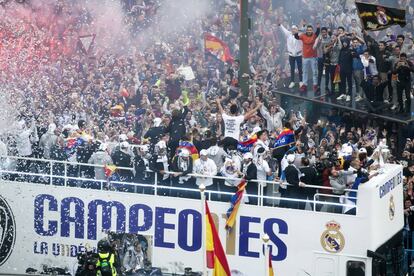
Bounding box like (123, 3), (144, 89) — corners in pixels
(75, 251), (98, 276)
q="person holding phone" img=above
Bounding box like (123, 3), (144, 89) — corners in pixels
(393, 53), (414, 113)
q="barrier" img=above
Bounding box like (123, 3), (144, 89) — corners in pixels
(0, 155), (358, 211)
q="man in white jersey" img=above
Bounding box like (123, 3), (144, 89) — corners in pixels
(216, 97), (262, 152)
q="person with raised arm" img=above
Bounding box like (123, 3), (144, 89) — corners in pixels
(215, 97), (262, 152)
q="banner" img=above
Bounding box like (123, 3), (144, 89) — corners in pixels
(177, 66), (196, 81)
(0, 168), (404, 276)
(355, 2), (406, 31)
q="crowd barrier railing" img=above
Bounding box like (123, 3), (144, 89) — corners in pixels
(0, 155), (358, 213)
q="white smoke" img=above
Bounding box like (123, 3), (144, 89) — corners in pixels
(0, 88), (23, 137)
(84, 0), (132, 54)
(136, 0), (212, 50)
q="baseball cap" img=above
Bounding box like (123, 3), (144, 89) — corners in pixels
(243, 152), (253, 160)
(287, 154), (295, 163)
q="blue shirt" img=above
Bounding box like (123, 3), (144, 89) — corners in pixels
(352, 45), (366, 71)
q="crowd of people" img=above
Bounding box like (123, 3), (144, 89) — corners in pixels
(0, 0), (413, 220)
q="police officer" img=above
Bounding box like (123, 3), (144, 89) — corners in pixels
(96, 239), (117, 276)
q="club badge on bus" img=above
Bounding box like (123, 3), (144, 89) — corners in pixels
(389, 195), (395, 221)
(320, 221), (345, 253)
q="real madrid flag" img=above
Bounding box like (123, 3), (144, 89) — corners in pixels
(355, 2), (406, 31)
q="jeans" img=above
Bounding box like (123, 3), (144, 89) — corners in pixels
(340, 70), (353, 96)
(391, 79), (399, 106)
(379, 72), (389, 101)
(397, 81), (412, 112)
(325, 64), (336, 92)
(317, 57), (324, 87)
(352, 70), (363, 97)
(303, 57), (318, 86)
(289, 55), (303, 82)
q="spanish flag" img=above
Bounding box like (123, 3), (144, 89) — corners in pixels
(268, 252), (274, 276)
(104, 164), (117, 178)
(205, 201), (231, 276)
(204, 33), (234, 63)
(225, 180), (246, 231)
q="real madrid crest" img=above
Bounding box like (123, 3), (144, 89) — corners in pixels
(320, 221), (345, 253)
(376, 7), (389, 26)
(389, 195), (395, 220)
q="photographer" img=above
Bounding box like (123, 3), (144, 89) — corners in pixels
(393, 53), (414, 113)
(75, 248), (98, 276)
(376, 41), (392, 104)
(323, 33), (343, 95)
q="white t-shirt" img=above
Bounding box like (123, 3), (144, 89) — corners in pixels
(222, 113), (244, 140)
(256, 159), (271, 181)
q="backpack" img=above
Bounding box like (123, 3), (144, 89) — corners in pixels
(98, 254), (112, 276)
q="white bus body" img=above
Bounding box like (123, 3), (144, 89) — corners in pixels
(0, 163), (404, 275)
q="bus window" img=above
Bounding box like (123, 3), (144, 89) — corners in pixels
(347, 261), (365, 276)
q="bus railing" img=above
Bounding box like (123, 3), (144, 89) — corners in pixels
(0, 155), (358, 213)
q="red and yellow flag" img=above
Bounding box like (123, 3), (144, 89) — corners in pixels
(225, 180), (247, 231)
(104, 164), (117, 178)
(204, 33), (234, 63)
(269, 253), (274, 276)
(205, 201), (231, 276)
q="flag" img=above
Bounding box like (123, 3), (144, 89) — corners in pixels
(104, 164), (117, 178)
(177, 141), (199, 160)
(110, 104), (125, 117)
(120, 88), (130, 98)
(225, 180), (247, 231)
(268, 252), (274, 276)
(205, 201), (231, 276)
(237, 134), (257, 153)
(273, 128), (295, 149)
(333, 65), (341, 84)
(104, 164), (121, 183)
(355, 2), (406, 31)
(78, 34), (96, 54)
(204, 33), (234, 63)
(65, 137), (85, 156)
